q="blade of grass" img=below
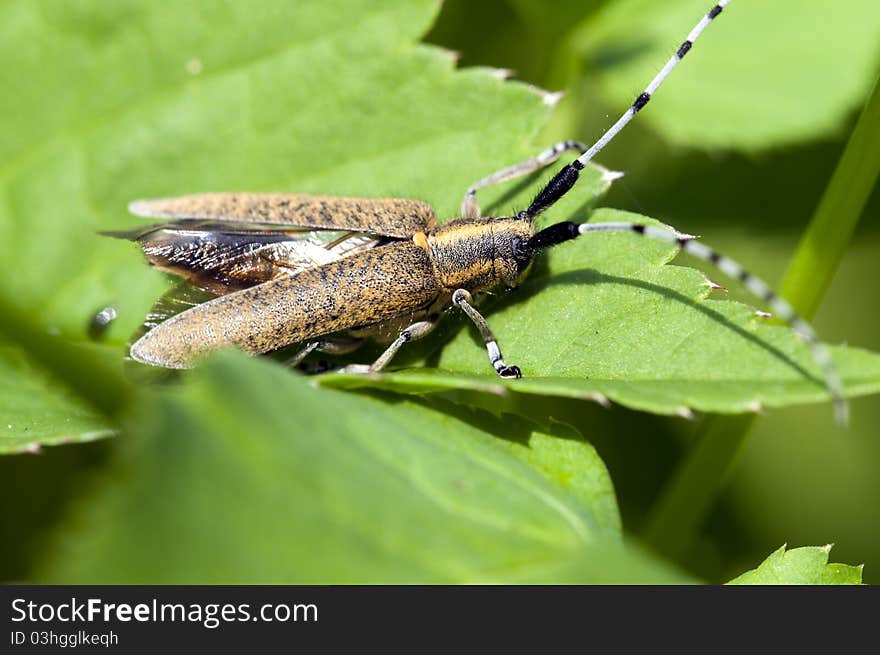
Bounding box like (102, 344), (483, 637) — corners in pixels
(642, 73), (880, 561)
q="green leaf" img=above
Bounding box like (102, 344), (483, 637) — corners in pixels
(727, 545), (863, 585)
(436, 402), (622, 535)
(498, 540), (697, 584)
(322, 208), (880, 417)
(0, 0), (607, 452)
(0, 344), (113, 454)
(34, 354), (687, 584)
(500, 421), (622, 534)
(574, 0), (880, 149)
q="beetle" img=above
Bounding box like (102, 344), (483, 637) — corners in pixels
(105, 0), (848, 423)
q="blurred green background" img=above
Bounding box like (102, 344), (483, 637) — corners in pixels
(429, 0), (880, 581)
(1, 0), (877, 584)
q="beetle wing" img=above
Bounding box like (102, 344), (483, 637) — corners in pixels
(105, 220), (385, 294)
(130, 241), (441, 368)
(129, 193), (437, 237)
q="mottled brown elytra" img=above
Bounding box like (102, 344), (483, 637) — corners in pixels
(104, 0), (848, 423)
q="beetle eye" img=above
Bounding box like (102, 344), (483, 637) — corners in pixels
(511, 236), (533, 274)
(510, 236), (526, 259)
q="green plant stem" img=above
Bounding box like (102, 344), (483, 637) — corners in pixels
(642, 73), (880, 561)
(643, 414), (756, 559)
(781, 75), (880, 315)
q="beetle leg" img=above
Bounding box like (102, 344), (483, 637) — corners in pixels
(285, 337), (363, 368)
(285, 341), (322, 367)
(369, 320), (437, 372)
(460, 140), (588, 218)
(317, 337), (364, 356)
(340, 319), (437, 374)
(452, 289), (521, 379)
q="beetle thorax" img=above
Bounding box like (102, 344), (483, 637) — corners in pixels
(419, 216), (535, 292)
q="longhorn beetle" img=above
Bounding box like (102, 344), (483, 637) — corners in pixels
(106, 0), (848, 423)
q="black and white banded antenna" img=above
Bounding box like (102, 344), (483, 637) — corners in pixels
(523, 0), (849, 424)
(576, 1), (731, 167)
(522, 0), (733, 218)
